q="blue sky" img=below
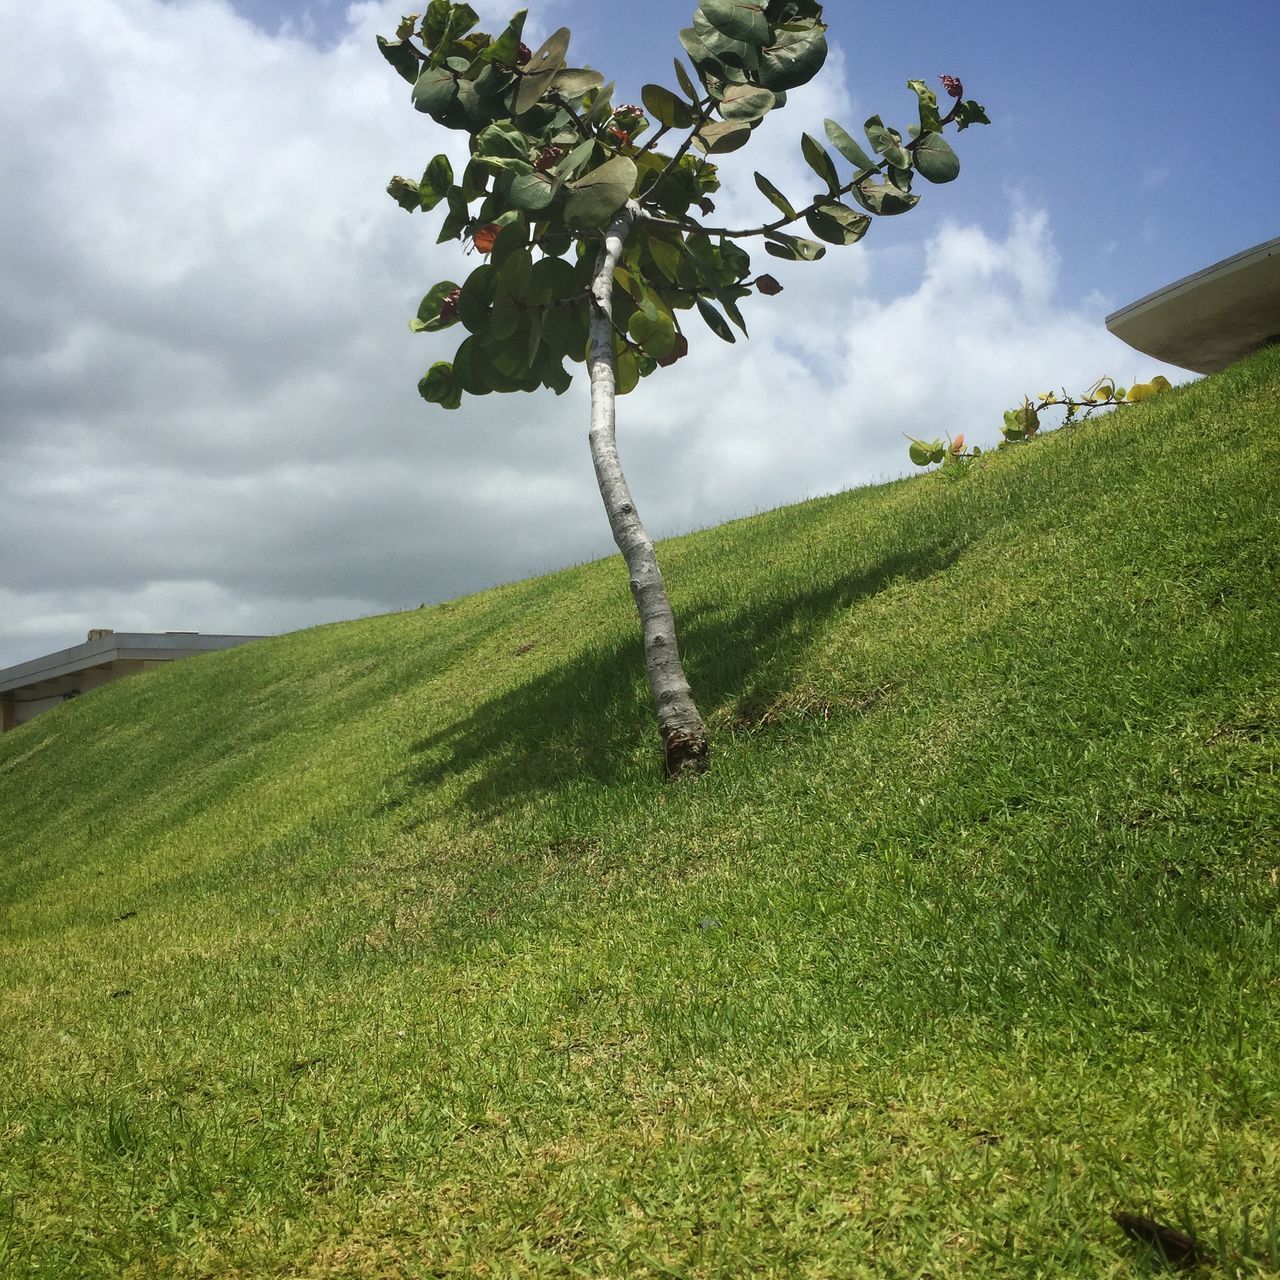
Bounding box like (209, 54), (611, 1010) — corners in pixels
(2, 0), (1276, 668)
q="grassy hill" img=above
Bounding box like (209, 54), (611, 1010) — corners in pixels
(2, 346), (1278, 1278)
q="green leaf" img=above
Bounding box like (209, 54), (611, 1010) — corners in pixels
(805, 202), (871, 245)
(628, 308), (677, 358)
(674, 58), (699, 102)
(906, 79), (942, 134)
(514, 26), (571, 113)
(419, 154), (454, 211)
(418, 361), (462, 410)
(472, 64), (514, 104)
(478, 9), (528, 66)
(386, 175), (421, 212)
(419, 0), (452, 49)
(693, 120), (752, 154)
(502, 169), (557, 211)
(544, 294), (591, 364)
(564, 155), (638, 227)
(497, 246), (533, 301)
(539, 349), (573, 394)
(451, 337), (491, 396)
(449, 75), (489, 129)
(583, 82), (616, 128)
(425, 2), (478, 62)
(695, 297), (736, 343)
(552, 67), (605, 96)
(525, 304), (545, 366)
(763, 232), (826, 261)
(913, 131), (959, 183)
(488, 209), (529, 266)
(411, 64), (458, 117)
(823, 118), (876, 171)
(1002, 403), (1039, 438)
(642, 83), (696, 129)
(458, 265), (497, 334)
(908, 439), (937, 467)
(678, 22), (746, 84)
(412, 280), (462, 333)
(550, 138), (597, 186)
(530, 253), (580, 296)
(377, 36), (421, 85)
(849, 178), (919, 216)
(863, 115), (910, 169)
(436, 188), (469, 243)
(614, 348), (641, 395)
(754, 172), (796, 221)
(678, 25), (712, 71)
(450, 5), (480, 36)
(757, 19), (827, 91)
(717, 289), (750, 336)
(644, 232), (683, 283)
(489, 323), (532, 376)
(474, 121), (531, 170)
(487, 285), (520, 343)
(460, 158), (488, 201)
(718, 239), (751, 281)
(955, 99), (990, 130)
(800, 133), (839, 191)
(718, 83), (775, 122)
(699, 0), (770, 44)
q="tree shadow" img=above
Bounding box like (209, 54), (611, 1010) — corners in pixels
(391, 540), (963, 820)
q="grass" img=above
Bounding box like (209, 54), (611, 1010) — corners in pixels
(1, 345), (1278, 1277)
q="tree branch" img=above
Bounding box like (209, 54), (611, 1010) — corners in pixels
(640, 105), (970, 241)
(648, 97), (717, 192)
(643, 161), (887, 240)
(634, 122), (673, 159)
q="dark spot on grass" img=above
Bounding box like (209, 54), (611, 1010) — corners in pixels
(1113, 1211), (1213, 1268)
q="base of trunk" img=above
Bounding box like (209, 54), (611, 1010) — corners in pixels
(662, 727), (710, 780)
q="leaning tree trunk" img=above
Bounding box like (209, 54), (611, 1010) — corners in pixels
(587, 203), (709, 778)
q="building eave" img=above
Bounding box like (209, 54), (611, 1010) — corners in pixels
(1105, 237), (1280, 375)
(0, 633), (265, 695)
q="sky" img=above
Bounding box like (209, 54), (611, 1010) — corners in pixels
(2, 0), (1277, 670)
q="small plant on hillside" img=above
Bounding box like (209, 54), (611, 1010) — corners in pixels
(908, 374), (1173, 474)
(380, 1), (988, 775)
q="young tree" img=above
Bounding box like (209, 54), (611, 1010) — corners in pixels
(380, 1), (988, 777)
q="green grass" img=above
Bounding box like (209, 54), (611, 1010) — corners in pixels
(2, 346), (1278, 1278)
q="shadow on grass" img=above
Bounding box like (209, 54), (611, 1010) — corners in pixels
(393, 542), (963, 819)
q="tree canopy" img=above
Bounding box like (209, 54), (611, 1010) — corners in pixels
(381, 1), (989, 413)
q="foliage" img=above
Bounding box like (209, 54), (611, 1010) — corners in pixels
(379, 1), (989, 409)
(908, 373), (1175, 474)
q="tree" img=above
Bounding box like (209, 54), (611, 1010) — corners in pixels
(379, 0), (988, 777)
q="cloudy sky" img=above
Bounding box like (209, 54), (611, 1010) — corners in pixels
(2, 0), (1277, 669)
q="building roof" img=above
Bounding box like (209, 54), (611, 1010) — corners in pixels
(1105, 237), (1280, 375)
(0, 632), (265, 695)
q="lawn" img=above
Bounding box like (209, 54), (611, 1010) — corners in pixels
(1, 346), (1278, 1277)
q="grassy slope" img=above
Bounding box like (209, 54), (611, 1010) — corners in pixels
(1, 347), (1278, 1278)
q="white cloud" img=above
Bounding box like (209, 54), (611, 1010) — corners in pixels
(0, 0), (1187, 670)
(618, 203), (1186, 534)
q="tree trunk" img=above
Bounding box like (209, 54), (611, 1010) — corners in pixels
(587, 203), (709, 778)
